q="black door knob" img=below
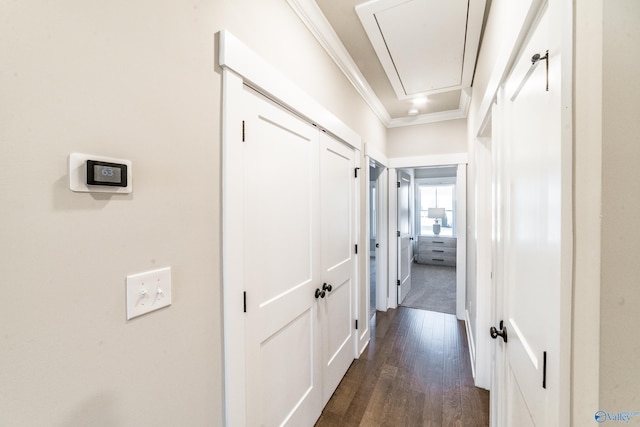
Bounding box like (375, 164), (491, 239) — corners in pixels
(375, 243), (380, 248)
(315, 288), (326, 299)
(323, 283), (332, 292)
(490, 320), (508, 343)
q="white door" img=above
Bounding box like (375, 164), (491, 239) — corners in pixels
(493, 7), (563, 426)
(397, 171), (412, 303)
(242, 87), (322, 427)
(319, 132), (356, 405)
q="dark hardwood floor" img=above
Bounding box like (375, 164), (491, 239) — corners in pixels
(315, 307), (490, 427)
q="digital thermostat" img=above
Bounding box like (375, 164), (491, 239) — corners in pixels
(69, 153), (132, 193)
(86, 160), (127, 187)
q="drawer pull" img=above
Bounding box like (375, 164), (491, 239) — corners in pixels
(432, 258), (445, 262)
(432, 241), (445, 244)
(432, 250), (444, 253)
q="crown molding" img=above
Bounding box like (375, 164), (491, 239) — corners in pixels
(287, 0), (472, 129)
(287, 0), (391, 126)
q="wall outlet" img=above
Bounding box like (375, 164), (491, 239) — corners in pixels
(126, 267), (172, 320)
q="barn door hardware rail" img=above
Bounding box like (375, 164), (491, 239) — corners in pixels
(510, 50), (549, 102)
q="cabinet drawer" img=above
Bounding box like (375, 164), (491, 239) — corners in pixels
(421, 246), (456, 256)
(418, 236), (456, 248)
(417, 253), (456, 266)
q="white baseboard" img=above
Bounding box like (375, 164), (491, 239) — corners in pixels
(465, 309), (476, 380)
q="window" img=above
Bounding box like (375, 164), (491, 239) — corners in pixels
(419, 184), (455, 236)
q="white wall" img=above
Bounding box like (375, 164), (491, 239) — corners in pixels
(600, 0), (640, 413)
(0, 0), (385, 425)
(572, 0), (603, 424)
(386, 119), (467, 158)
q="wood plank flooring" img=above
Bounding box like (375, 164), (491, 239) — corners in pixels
(315, 307), (489, 427)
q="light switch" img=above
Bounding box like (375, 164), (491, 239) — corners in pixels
(126, 267), (172, 320)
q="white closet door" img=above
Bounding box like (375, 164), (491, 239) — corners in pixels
(242, 87), (322, 427)
(494, 6), (563, 426)
(319, 132), (357, 405)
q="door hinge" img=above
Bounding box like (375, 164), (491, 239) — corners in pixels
(355, 319), (358, 330)
(355, 244), (358, 254)
(243, 291), (247, 313)
(354, 167), (360, 178)
(242, 120), (245, 142)
(397, 181), (400, 188)
(542, 351), (547, 389)
(396, 279), (401, 286)
(397, 231), (400, 237)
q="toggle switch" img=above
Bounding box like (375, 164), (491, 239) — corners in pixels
(126, 267), (172, 320)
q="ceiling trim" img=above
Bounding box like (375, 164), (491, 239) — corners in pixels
(287, 0), (475, 128)
(286, 0), (391, 125)
(387, 88), (471, 128)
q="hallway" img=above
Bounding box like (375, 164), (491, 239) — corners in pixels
(315, 307), (489, 426)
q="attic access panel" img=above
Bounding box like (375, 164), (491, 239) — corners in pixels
(356, 0), (469, 99)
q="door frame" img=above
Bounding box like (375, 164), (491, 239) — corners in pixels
(386, 154), (468, 319)
(219, 30), (363, 426)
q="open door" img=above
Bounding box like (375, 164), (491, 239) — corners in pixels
(397, 170), (412, 304)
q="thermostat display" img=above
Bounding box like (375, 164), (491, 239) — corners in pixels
(69, 153), (132, 194)
(87, 160), (127, 187)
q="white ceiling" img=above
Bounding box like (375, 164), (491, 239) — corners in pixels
(288, 0), (489, 127)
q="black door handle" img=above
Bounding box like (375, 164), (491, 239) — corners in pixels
(322, 283), (332, 292)
(315, 288), (325, 299)
(490, 320), (508, 343)
(375, 243), (380, 248)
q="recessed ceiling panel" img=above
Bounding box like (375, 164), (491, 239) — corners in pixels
(357, 0), (470, 99)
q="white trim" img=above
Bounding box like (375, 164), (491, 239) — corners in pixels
(287, 0), (477, 128)
(286, 0), (391, 126)
(465, 309), (477, 380)
(219, 29), (361, 151)
(389, 153), (469, 169)
(354, 149), (369, 357)
(364, 143), (389, 168)
(456, 164), (467, 321)
(376, 169), (389, 312)
(472, 137), (492, 391)
(221, 69), (246, 427)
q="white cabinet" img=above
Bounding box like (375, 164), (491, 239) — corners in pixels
(417, 235), (457, 266)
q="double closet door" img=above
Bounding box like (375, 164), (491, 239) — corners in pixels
(241, 86), (357, 427)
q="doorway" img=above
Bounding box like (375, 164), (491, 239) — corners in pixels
(399, 166), (458, 315)
(367, 157), (388, 318)
(386, 159), (466, 319)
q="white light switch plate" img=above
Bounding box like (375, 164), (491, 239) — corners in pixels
(126, 267), (172, 320)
